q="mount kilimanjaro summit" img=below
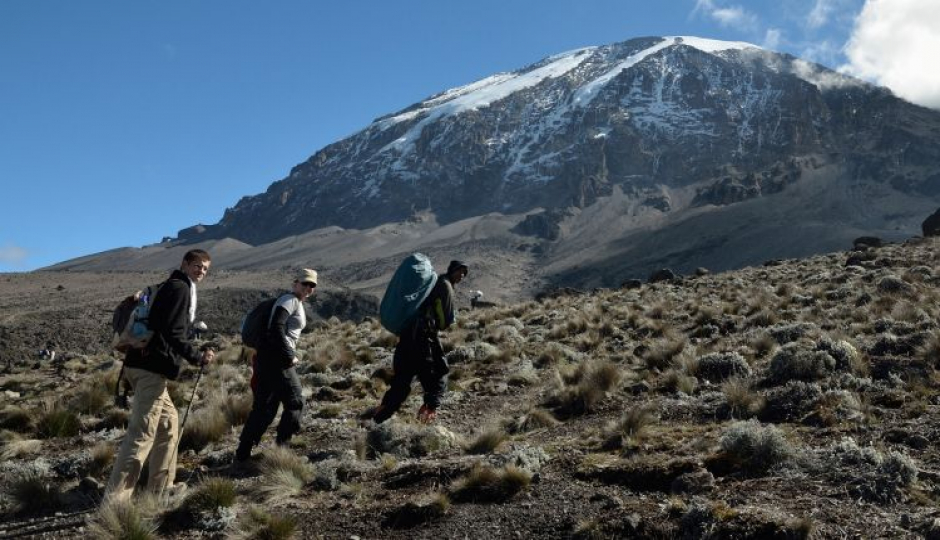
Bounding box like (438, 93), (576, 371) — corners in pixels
(59, 36), (940, 300)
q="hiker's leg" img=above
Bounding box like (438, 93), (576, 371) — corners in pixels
(275, 366), (304, 445)
(146, 390), (179, 494)
(374, 339), (418, 423)
(237, 368), (280, 458)
(418, 354), (446, 411)
(106, 368), (167, 502)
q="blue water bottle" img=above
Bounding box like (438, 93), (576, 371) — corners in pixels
(132, 293), (150, 337)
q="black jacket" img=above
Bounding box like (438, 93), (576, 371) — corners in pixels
(258, 302), (298, 369)
(124, 269), (201, 380)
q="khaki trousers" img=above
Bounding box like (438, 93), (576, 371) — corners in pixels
(105, 367), (179, 502)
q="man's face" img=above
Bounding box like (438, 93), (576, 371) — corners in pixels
(450, 269), (467, 285)
(182, 258), (211, 283)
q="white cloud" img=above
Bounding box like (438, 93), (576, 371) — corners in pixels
(762, 28), (783, 51)
(693, 0), (759, 30)
(841, 0), (940, 109)
(0, 244), (28, 265)
(807, 0), (836, 29)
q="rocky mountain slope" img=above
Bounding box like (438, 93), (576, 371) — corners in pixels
(4, 237), (940, 538)
(50, 35), (940, 301)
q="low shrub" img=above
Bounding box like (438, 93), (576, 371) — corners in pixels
(694, 352), (751, 383)
(718, 420), (793, 475)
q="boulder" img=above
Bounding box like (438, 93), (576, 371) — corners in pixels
(923, 208), (940, 237)
(648, 268), (677, 283)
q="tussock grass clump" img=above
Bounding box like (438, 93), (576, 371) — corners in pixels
(232, 507), (297, 540)
(222, 393), (253, 427)
(661, 369), (697, 395)
(8, 471), (64, 514)
(183, 477), (237, 513)
(98, 408), (129, 430)
(87, 441), (115, 478)
(35, 403), (81, 439)
(718, 420), (794, 475)
(370, 332), (398, 349)
(0, 405), (34, 433)
(721, 378), (763, 419)
(602, 407), (655, 452)
(464, 426), (509, 455)
(0, 430), (41, 460)
(88, 495), (162, 540)
(506, 408), (559, 434)
(382, 493), (450, 529)
(643, 337), (686, 371)
(179, 407), (228, 452)
(71, 378), (112, 415)
(749, 333), (776, 359)
(451, 464), (532, 503)
(545, 360), (622, 417)
(919, 334), (940, 368)
(255, 446), (315, 502)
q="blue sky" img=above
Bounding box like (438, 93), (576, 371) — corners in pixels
(1, 0), (936, 272)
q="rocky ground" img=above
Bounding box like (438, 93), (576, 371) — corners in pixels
(3, 237), (940, 538)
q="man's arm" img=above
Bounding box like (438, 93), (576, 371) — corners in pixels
(267, 306), (296, 367)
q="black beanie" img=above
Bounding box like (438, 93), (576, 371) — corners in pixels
(447, 260), (469, 276)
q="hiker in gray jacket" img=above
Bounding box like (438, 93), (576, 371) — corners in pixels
(235, 269), (317, 461)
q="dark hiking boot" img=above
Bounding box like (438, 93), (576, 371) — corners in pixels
(417, 404), (437, 424)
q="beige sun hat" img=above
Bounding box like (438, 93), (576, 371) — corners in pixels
(295, 268), (318, 285)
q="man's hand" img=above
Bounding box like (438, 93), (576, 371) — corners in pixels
(200, 349), (215, 366)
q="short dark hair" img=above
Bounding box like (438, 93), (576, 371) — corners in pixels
(183, 249), (211, 264)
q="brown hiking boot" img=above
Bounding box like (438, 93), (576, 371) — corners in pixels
(417, 404), (436, 424)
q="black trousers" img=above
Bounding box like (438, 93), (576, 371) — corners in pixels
(374, 325), (447, 423)
(237, 357), (304, 457)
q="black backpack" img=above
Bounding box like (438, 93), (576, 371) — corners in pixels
(241, 297), (278, 349)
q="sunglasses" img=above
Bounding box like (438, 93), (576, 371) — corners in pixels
(301, 281), (317, 288)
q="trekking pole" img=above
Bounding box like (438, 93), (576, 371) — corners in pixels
(179, 363), (205, 435)
(162, 362), (205, 496)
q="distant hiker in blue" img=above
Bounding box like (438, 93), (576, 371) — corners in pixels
(369, 260), (468, 424)
(235, 268), (317, 461)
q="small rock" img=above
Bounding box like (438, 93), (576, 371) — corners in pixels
(648, 268), (677, 283)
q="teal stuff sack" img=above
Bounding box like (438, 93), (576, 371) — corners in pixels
(379, 253), (438, 335)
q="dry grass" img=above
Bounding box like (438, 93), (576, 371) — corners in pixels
(8, 471), (64, 514)
(179, 407), (228, 452)
(0, 405), (34, 433)
(451, 464), (532, 503)
(35, 402), (81, 439)
(183, 477), (237, 513)
(88, 495), (163, 540)
(231, 506), (297, 540)
(545, 360), (622, 417)
(464, 426), (509, 455)
(254, 446), (315, 502)
(602, 406), (655, 452)
(88, 441), (116, 478)
(506, 408), (559, 434)
(721, 377), (763, 419)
